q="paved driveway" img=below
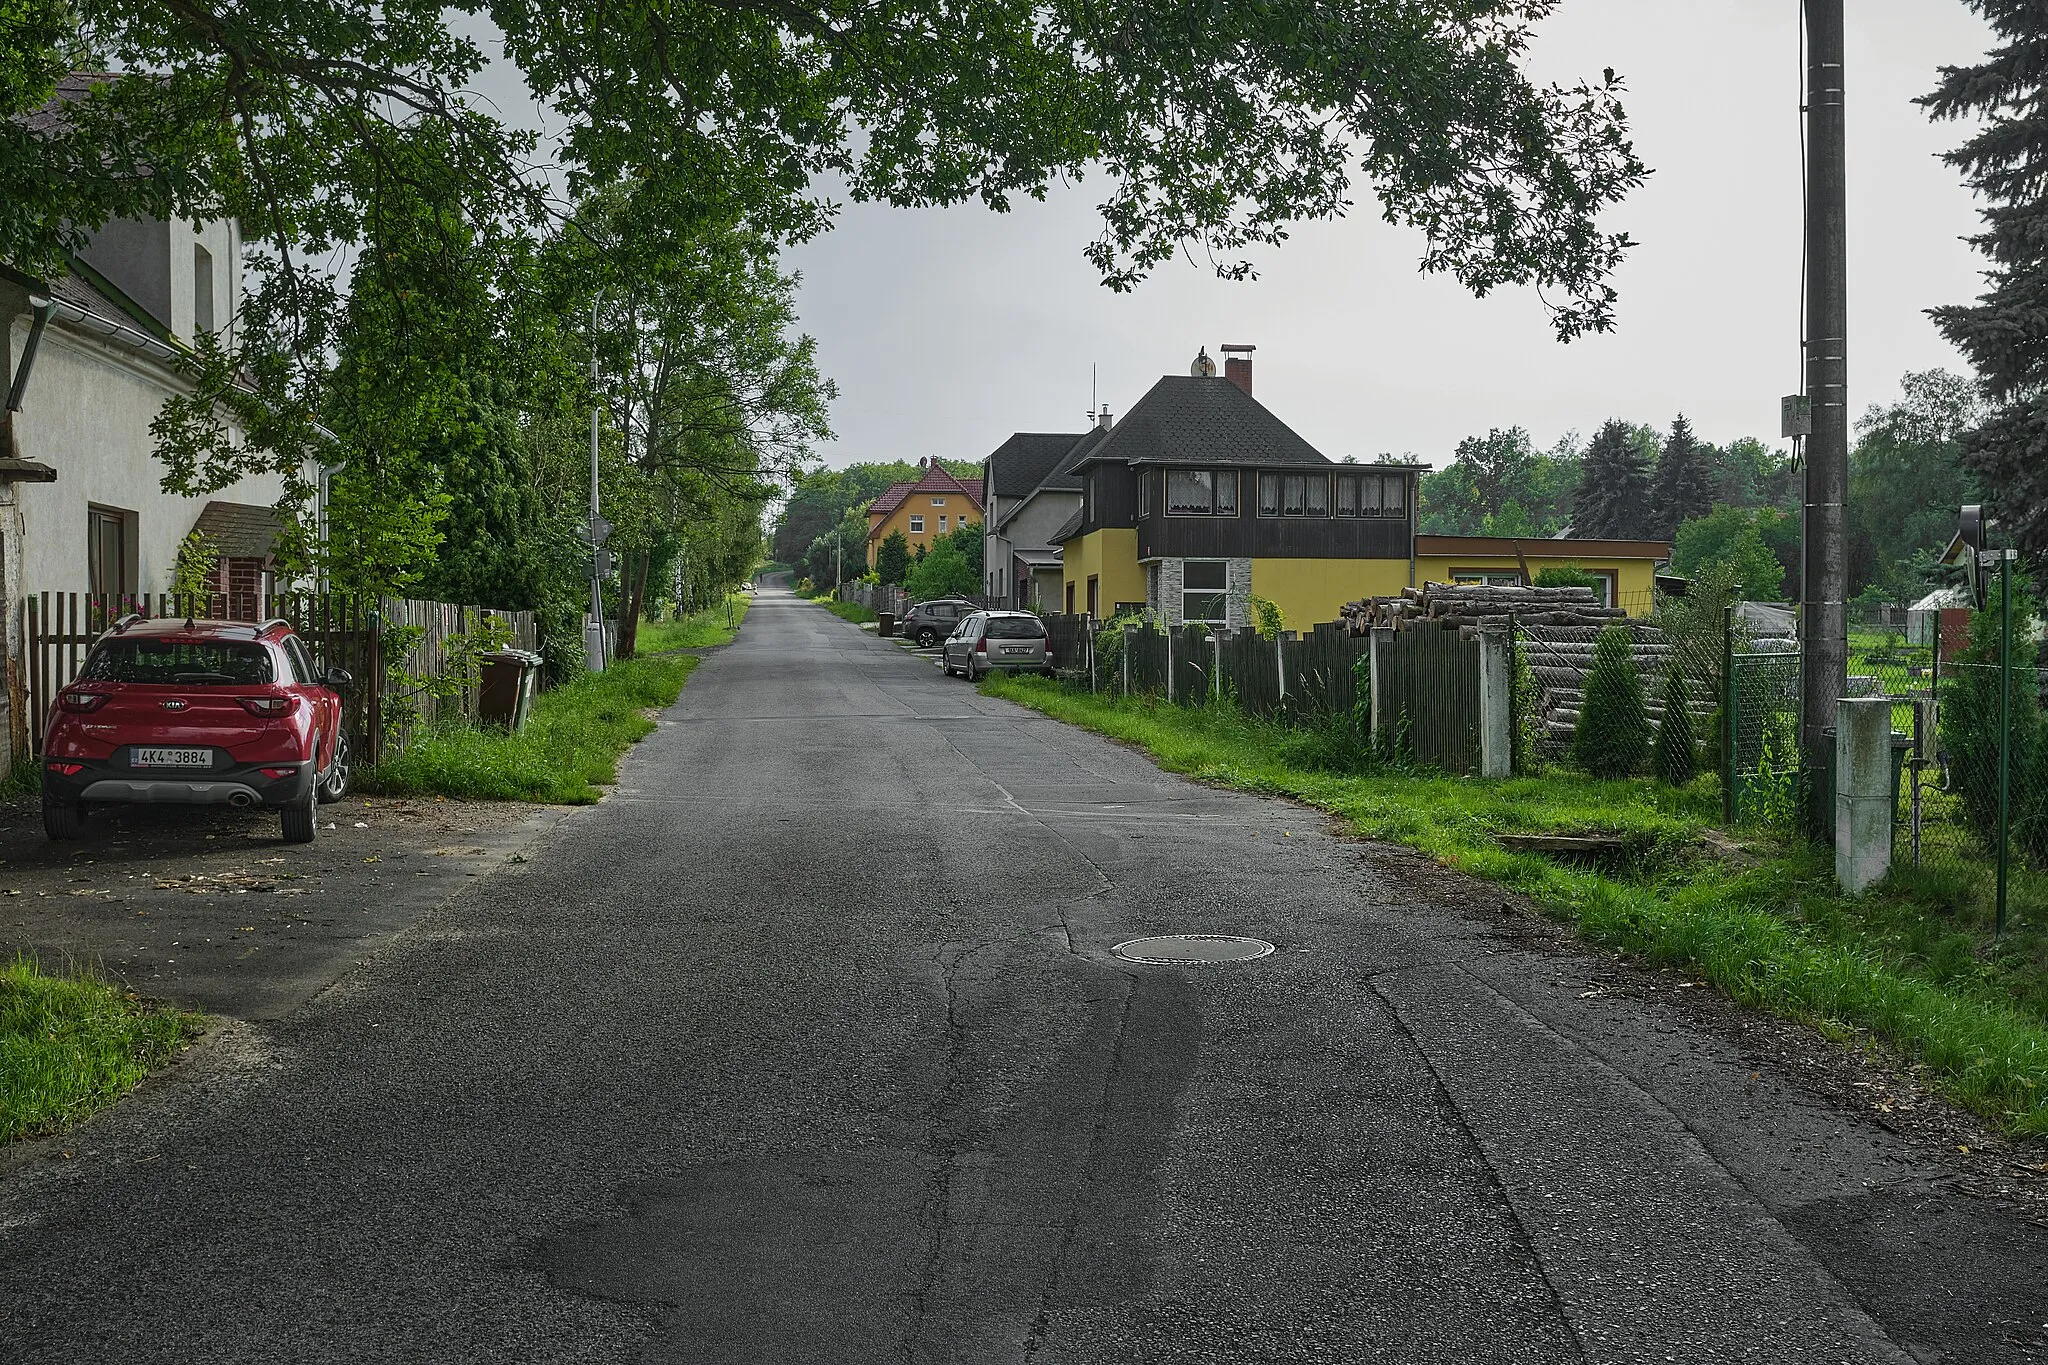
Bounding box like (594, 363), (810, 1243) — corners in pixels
(1, 586), (2044, 1362)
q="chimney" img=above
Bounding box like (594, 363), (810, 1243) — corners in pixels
(1096, 407), (1113, 431)
(1221, 343), (1254, 396)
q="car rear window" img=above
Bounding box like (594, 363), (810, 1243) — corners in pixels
(79, 640), (276, 685)
(984, 617), (1046, 640)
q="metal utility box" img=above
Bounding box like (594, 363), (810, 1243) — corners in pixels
(479, 649), (543, 730)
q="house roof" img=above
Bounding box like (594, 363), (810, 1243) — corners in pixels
(868, 480), (916, 518)
(192, 500), (284, 560)
(1013, 548), (1062, 567)
(23, 72), (119, 137)
(986, 432), (1085, 500)
(1073, 375), (1331, 471)
(1048, 507), (1085, 545)
(1040, 426), (1111, 492)
(866, 462), (984, 540)
(1415, 534), (1671, 560)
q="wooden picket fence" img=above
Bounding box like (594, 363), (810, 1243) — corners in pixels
(1375, 624), (1483, 773)
(19, 591), (536, 764)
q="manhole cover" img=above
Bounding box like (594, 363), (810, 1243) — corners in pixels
(1111, 934), (1275, 964)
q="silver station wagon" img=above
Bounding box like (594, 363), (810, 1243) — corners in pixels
(941, 611), (1052, 680)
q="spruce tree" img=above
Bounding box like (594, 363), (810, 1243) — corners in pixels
(1650, 414), (1714, 540)
(1652, 667), (1698, 787)
(1926, 20), (2048, 565)
(876, 529), (911, 585)
(1573, 626), (1652, 778)
(1571, 418), (1654, 538)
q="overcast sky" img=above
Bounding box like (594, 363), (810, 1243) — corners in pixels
(467, 2), (1996, 473)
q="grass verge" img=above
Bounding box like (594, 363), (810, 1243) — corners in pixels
(2, 956), (204, 1143)
(364, 655), (696, 803)
(819, 598), (877, 625)
(983, 674), (2048, 1139)
(637, 593), (751, 653)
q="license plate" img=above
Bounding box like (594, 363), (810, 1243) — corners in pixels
(1000, 646), (1033, 655)
(132, 747), (211, 769)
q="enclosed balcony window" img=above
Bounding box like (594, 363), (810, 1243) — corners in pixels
(1183, 560), (1228, 623)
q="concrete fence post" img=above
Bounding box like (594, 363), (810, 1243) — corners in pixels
(1836, 696), (1894, 893)
(1476, 627), (1512, 779)
(1368, 627), (1392, 744)
(1122, 626), (1133, 696)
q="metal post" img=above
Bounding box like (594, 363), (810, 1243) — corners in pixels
(1801, 0), (1849, 838)
(1998, 551), (2013, 939)
(1723, 603), (1737, 826)
(1122, 626), (1132, 697)
(589, 300), (607, 670)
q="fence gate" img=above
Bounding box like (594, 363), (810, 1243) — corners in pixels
(1377, 626), (1483, 774)
(1725, 649), (1802, 827)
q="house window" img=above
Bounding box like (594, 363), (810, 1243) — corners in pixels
(193, 244), (214, 336)
(931, 497), (946, 506)
(1216, 471), (1237, 516)
(1258, 473), (1281, 517)
(1167, 469), (1241, 516)
(909, 515), (924, 533)
(1334, 473), (1408, 518)
(1453, 571), (1526, 588)
(87, 506), (136, 594)
(1304, 475), (1329, 517)
(939, 515), (948, 532)
(1139, 472), (1153, 518)
(1383, 474), (1407, 517)
(1184, 561), (1228, 623)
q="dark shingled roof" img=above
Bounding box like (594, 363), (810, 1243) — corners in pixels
(1076, 375), (1332, 470)
(986, 432), (1085, 499)
(192, 501), (283, 560)
(1039, 425), (1112, 492)
(1048, 507), (1085, 545)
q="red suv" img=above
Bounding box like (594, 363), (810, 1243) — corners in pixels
(41, 616), (354, 844)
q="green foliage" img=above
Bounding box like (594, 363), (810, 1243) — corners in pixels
(875, 529), (911, 585)
(1420, 427), (1579, 536)
(1939, 572), (2048, 862)
(1250, 595), (1285, 637)
(168, 529), (220, 597)
(1847, 370), (1984, 598)
(1092, 609), (1148, 687)
(1671, 506), (1792, 600)
(633, 593), (750, 652)
(1927, 40), (2048, 566)
(365, 655), (694, 803)
(803, 507), (870, 591)
(1652, 667), (1698, 787)
(1650, 414), (1714, 539)
(2, 955), (204, 1143)
(1573, 625), (1651, 778)
(1569, 418), (1655, 539)
(1532, 563), (1599, 590)
(906, 543), (978, 600)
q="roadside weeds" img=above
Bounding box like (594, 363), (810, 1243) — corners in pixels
(1, 955), (205, 1144)
(983, 674), (2048, 1141)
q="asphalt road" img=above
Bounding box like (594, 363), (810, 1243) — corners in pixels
(3, 585), (2046, 1363)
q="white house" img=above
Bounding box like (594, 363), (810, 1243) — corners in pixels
(981, 417), (1112, 611)
(1, 211), (302, 600)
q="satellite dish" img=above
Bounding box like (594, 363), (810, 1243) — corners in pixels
(1960, 504), (1993, 609)
(1190, 347), (1217, 378)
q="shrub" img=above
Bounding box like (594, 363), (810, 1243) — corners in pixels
(1574, 625), (1651, 778)
(1653, 666), (1698, 786)
(1533, 563), (1600, 591)
(1250, 595), (1284, 638)
(1940, 572), (2048, 860)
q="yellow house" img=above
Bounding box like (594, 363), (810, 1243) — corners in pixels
(1057, 350), (1670, 628)
(867, 459), (984, 568)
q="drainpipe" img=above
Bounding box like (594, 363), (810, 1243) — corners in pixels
(5, 293), (54, 413)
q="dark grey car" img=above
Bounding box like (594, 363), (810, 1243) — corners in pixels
(903, 598), (974, 648)
(942, 611), (1052, 680)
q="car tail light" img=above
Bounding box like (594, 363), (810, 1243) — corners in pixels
(975, 638), (987, 653)
(46, 762), (82, 776)
(240, 695), (299, 717)
(58, 691), (107, 714)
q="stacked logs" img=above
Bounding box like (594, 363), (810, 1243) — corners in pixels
(1338, 583), (1633, 635)
(1337, 582), (1713, 749)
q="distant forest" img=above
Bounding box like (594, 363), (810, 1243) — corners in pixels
(1413, 369), (1979, 605)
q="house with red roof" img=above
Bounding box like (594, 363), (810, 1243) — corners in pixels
(865, 458), (984, 569)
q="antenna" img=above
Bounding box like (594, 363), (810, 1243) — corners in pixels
(1090, 363), (1097, 424)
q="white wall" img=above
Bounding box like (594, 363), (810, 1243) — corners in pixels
(7, 320), (290, 594)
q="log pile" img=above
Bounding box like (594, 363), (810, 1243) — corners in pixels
(1337, 582), (1714, 750)
(1339, 583), (1634, 635)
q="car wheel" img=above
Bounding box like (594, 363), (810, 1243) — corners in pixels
(917, 628), (938, 648)
(42, 794), (81, 841)
(317, 730), (352, 805)
(281, 782), (317, 844)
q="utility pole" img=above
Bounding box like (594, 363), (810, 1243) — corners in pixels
(1801, 0), (1848, 837)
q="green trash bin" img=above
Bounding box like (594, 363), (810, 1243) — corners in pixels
(479, 649), (542, 730)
